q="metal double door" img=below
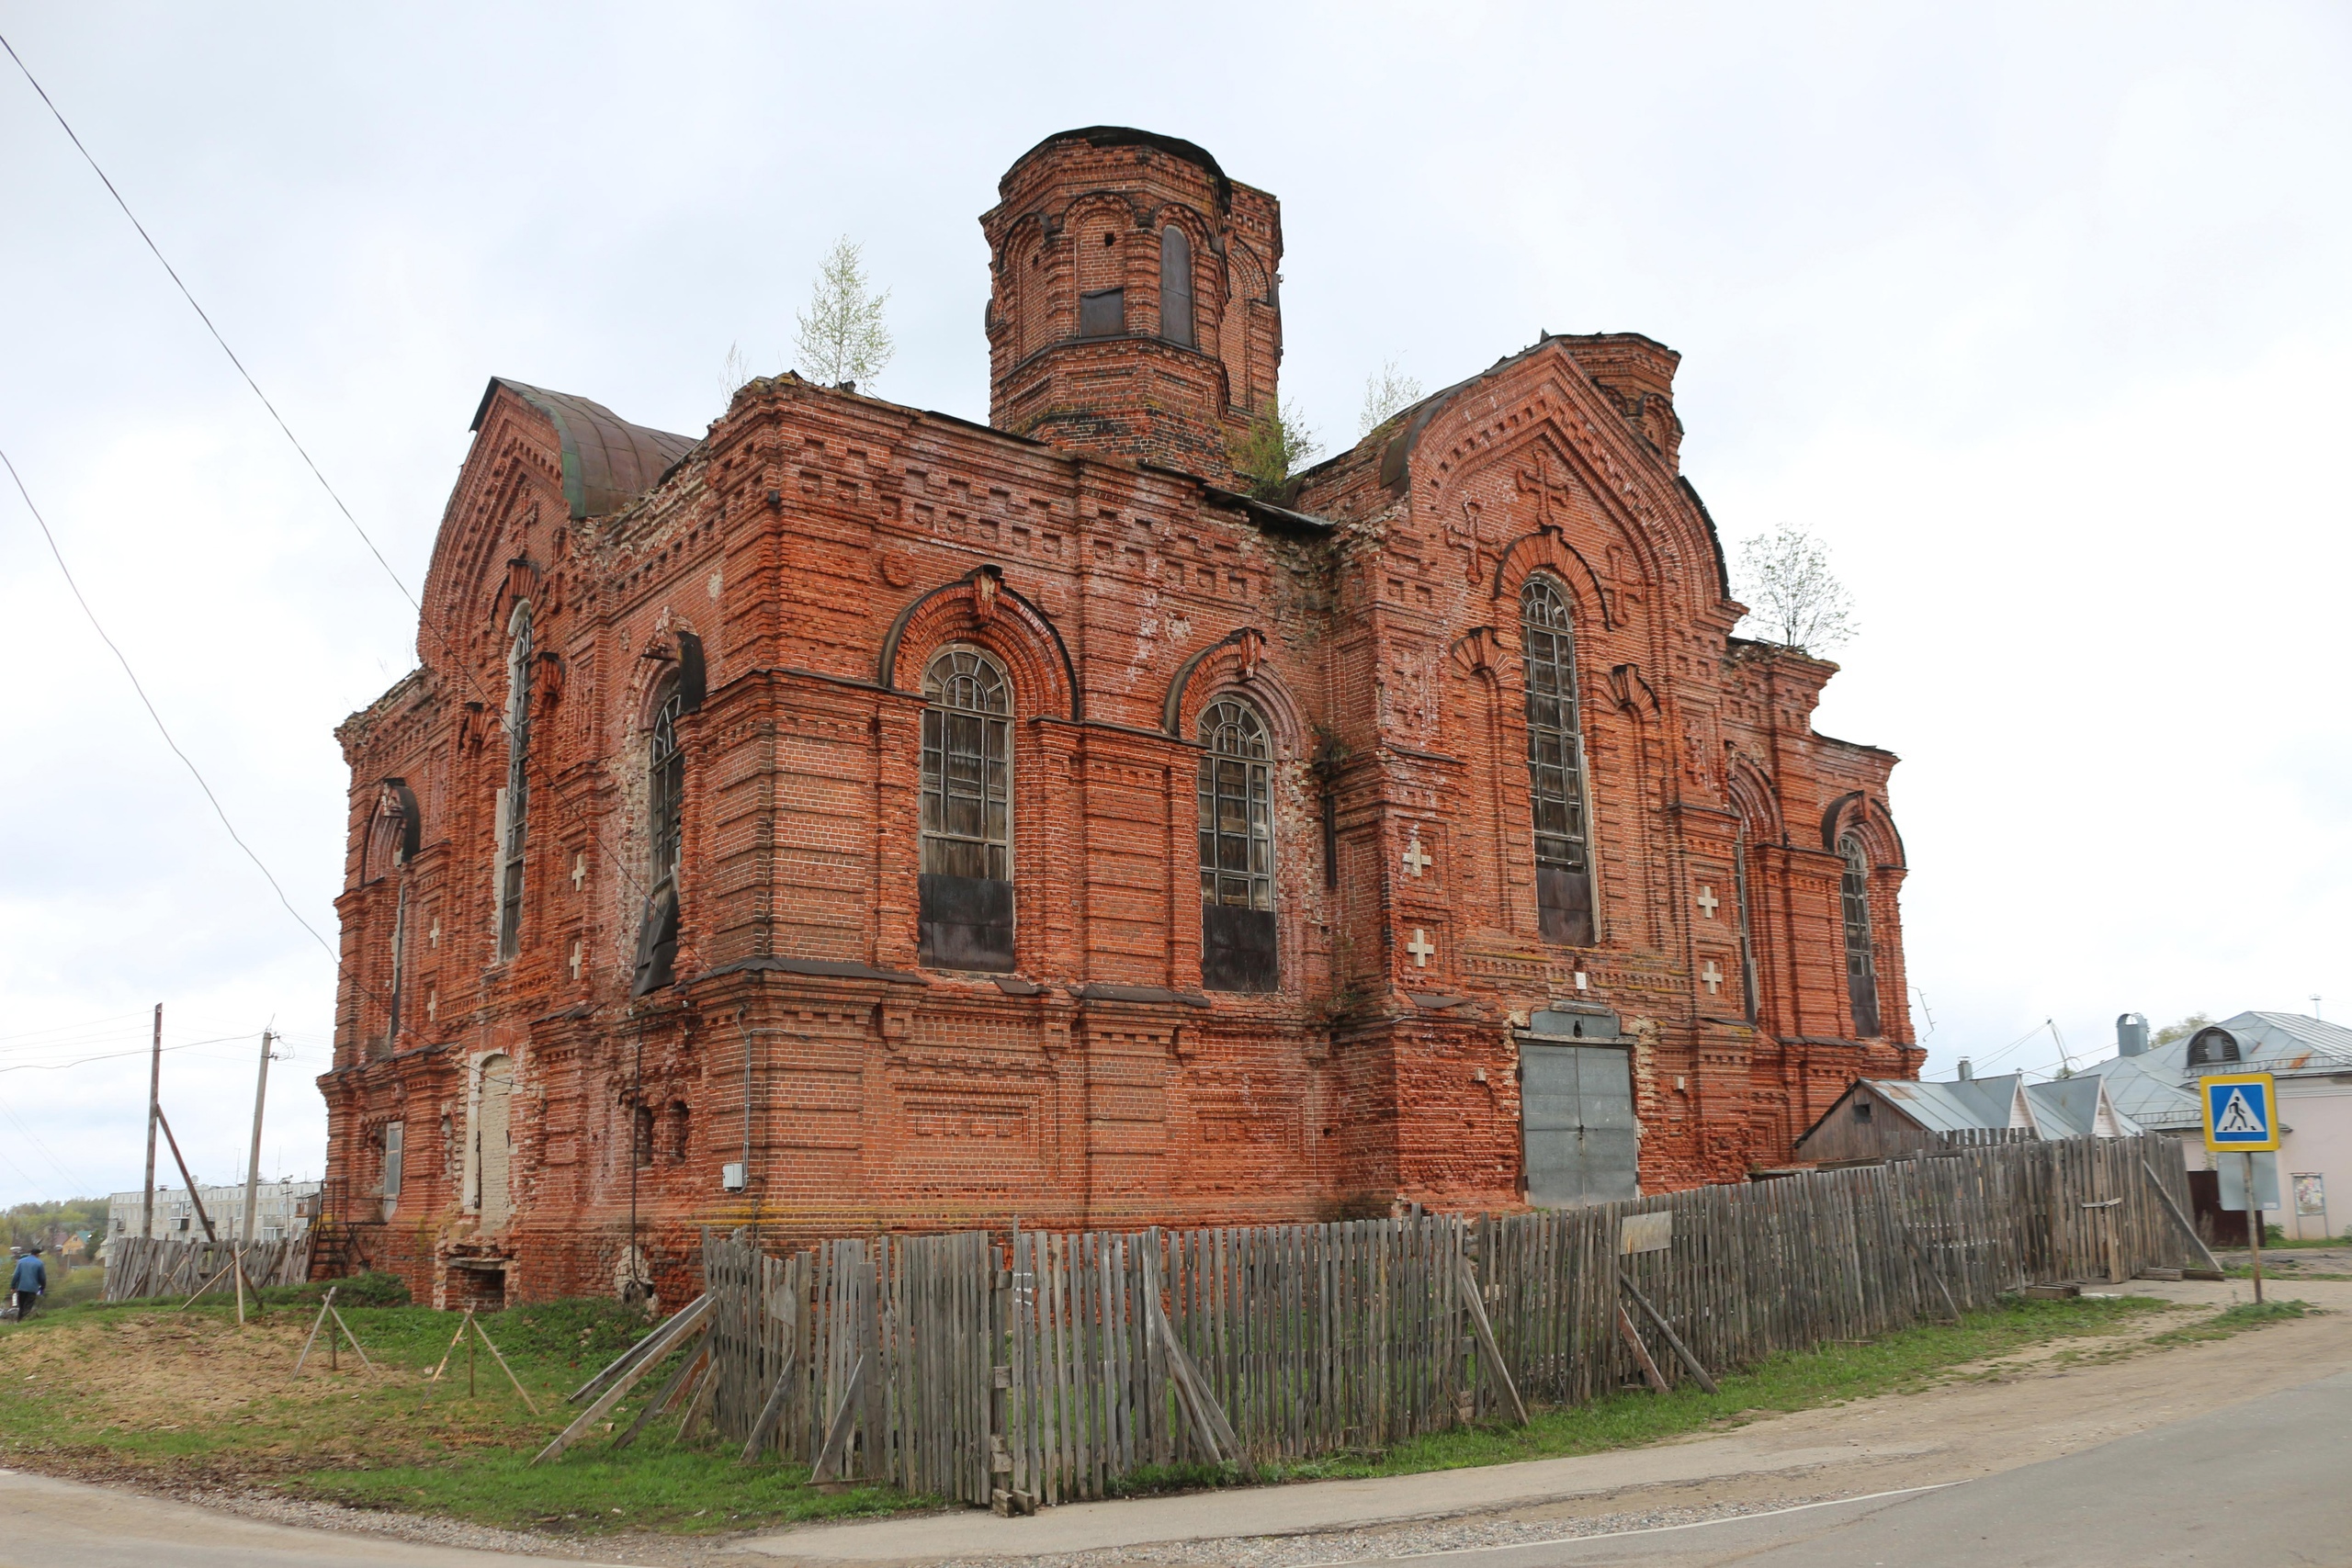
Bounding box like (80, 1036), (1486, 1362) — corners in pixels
(1521, 1042), (1637, 1207)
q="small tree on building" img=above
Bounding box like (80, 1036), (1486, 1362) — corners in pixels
(794, 236), (895, 389)
(1733, 523), (1859, 655)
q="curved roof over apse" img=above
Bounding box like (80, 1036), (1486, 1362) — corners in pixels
(469, 378), (697, 520)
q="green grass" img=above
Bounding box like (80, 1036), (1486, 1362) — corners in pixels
(1121, 1294), (2171, 1493)
(0, 1291), (2185, 1535)
(2145, 1298), (2312, 1346)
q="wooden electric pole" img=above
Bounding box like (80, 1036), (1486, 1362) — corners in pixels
(141, 1003), (162, 1239)
(241, 1031), (273, 1246)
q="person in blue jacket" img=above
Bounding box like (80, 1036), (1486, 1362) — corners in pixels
(11, 1245), (45, 1321)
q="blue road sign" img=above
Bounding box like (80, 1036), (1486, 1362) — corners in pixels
(2203, 1072), (2279, 1152)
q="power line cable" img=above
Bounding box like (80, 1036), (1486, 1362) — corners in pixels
(3, 31), (677, 987)
(0, 1034), (256, 1077)
(0, 443), (340, 968)
(0, 28), (420, 614)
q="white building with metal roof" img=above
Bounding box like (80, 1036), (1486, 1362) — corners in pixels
(2083, 1010), (2352, 1240)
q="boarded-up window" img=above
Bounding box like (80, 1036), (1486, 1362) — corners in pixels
(1159, 226), (1195, 347)
(383, 1121), (404, 1201)
(1839, 832), (1881, 1037)
(476, 1054), (513, 1229)
(1198, 697), (1275, 991)
(919, 648), (1014, 971)
(1521, 576), (1595, 945)
(1079, 288), (1125, 338)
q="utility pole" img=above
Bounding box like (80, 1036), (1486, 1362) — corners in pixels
(142, 1004), (162, 1239)
(241, 1031), (273, 1246)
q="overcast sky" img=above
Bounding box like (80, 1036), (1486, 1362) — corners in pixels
(2, 4), (2346, 1209)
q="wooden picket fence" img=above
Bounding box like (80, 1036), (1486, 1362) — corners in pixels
(701, 1134), (2199, 1506)
(101, 1234), (313, 1302)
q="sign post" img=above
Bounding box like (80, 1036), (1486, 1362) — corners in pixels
(2201, 1070), (2279, 1305)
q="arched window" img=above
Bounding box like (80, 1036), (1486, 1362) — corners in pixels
(631, 678), (686, 997)
(1838, 832), (1881, 1037)
(919, 648), (1014, 971)
(1159, 224), (1195, 348)
(495, 601), (533, 961)
(1197, 697), (1276, 991)
(1521, 575), (1594, 945)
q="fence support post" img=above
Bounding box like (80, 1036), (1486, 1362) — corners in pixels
(1455, 1255), (1530, 1424)
(2141, 1158), (2224, 1275)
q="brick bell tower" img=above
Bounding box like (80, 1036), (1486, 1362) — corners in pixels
(982, 128), (1283, 488)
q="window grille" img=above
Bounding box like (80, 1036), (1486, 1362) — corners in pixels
(632, 678), (686, 996)
(1521, 575), (1595, 945)
(1197, 699), (1272, 909)
(1198, 697), (1277, 991)
(1839, 832), (1881, 1036)
(496, 601), (533, 960)
(1159, 226), (1195, 348)
(919, 648), (1014, 970)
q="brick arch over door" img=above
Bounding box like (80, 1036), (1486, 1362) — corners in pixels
(876, 567), (1080, 722)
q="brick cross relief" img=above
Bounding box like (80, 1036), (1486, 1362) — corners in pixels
(571, 853), (586, 891)
(1696, 885), (1719, 919)
(1406, 928), (1437, 968)
(1402, 831), (1431, 879)
(1702, 960), (1724, 996)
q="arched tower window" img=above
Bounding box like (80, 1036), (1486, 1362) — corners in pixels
(495, 601), (533, 961)
(919, 647), (1014, 971)
(1197, 697), (1275, 991)
(1159, 225), (1195, 348)
(1521, 575), (1594, 945)
(631, 677), (686, 997)
(1838, 832), (1881, 1037)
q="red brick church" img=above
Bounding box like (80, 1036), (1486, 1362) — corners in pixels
(321, 127), (1922, 1307)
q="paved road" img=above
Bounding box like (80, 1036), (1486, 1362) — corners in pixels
(0, 1327), (2342, 1566)
(1325, 1369), (2352, 1567)
(0, 1468), (584, 1568)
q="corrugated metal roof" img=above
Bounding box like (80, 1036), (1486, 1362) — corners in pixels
(2089, 1054), (2202, 1128)
(1872, 1075), (2027, 1134)
(2026, 1077), (2143, 1138)
(2080, 1011), (2352, 1120)
(470, 378), (697, 519)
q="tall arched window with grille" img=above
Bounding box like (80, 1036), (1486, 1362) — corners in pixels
(1838, 832), (1881, 1036)
(1159, 224), (1195, 348)
(494, 601), (533, 961)
(1197, 697), (1276, 990)
(919, 647), (1014, 971)
(1521, 574), (1595, 945)
(631, 677), (686, 997)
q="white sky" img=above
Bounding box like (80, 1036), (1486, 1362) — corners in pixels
(1, 4), (2346, 1208)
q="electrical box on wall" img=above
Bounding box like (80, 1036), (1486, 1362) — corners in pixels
(720, 1162), (746, 1192)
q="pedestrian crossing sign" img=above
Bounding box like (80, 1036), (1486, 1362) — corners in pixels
(2203, 1072), (2278, 1152)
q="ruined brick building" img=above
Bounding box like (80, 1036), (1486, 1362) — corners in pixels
(321, 128), (1922, 1307)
